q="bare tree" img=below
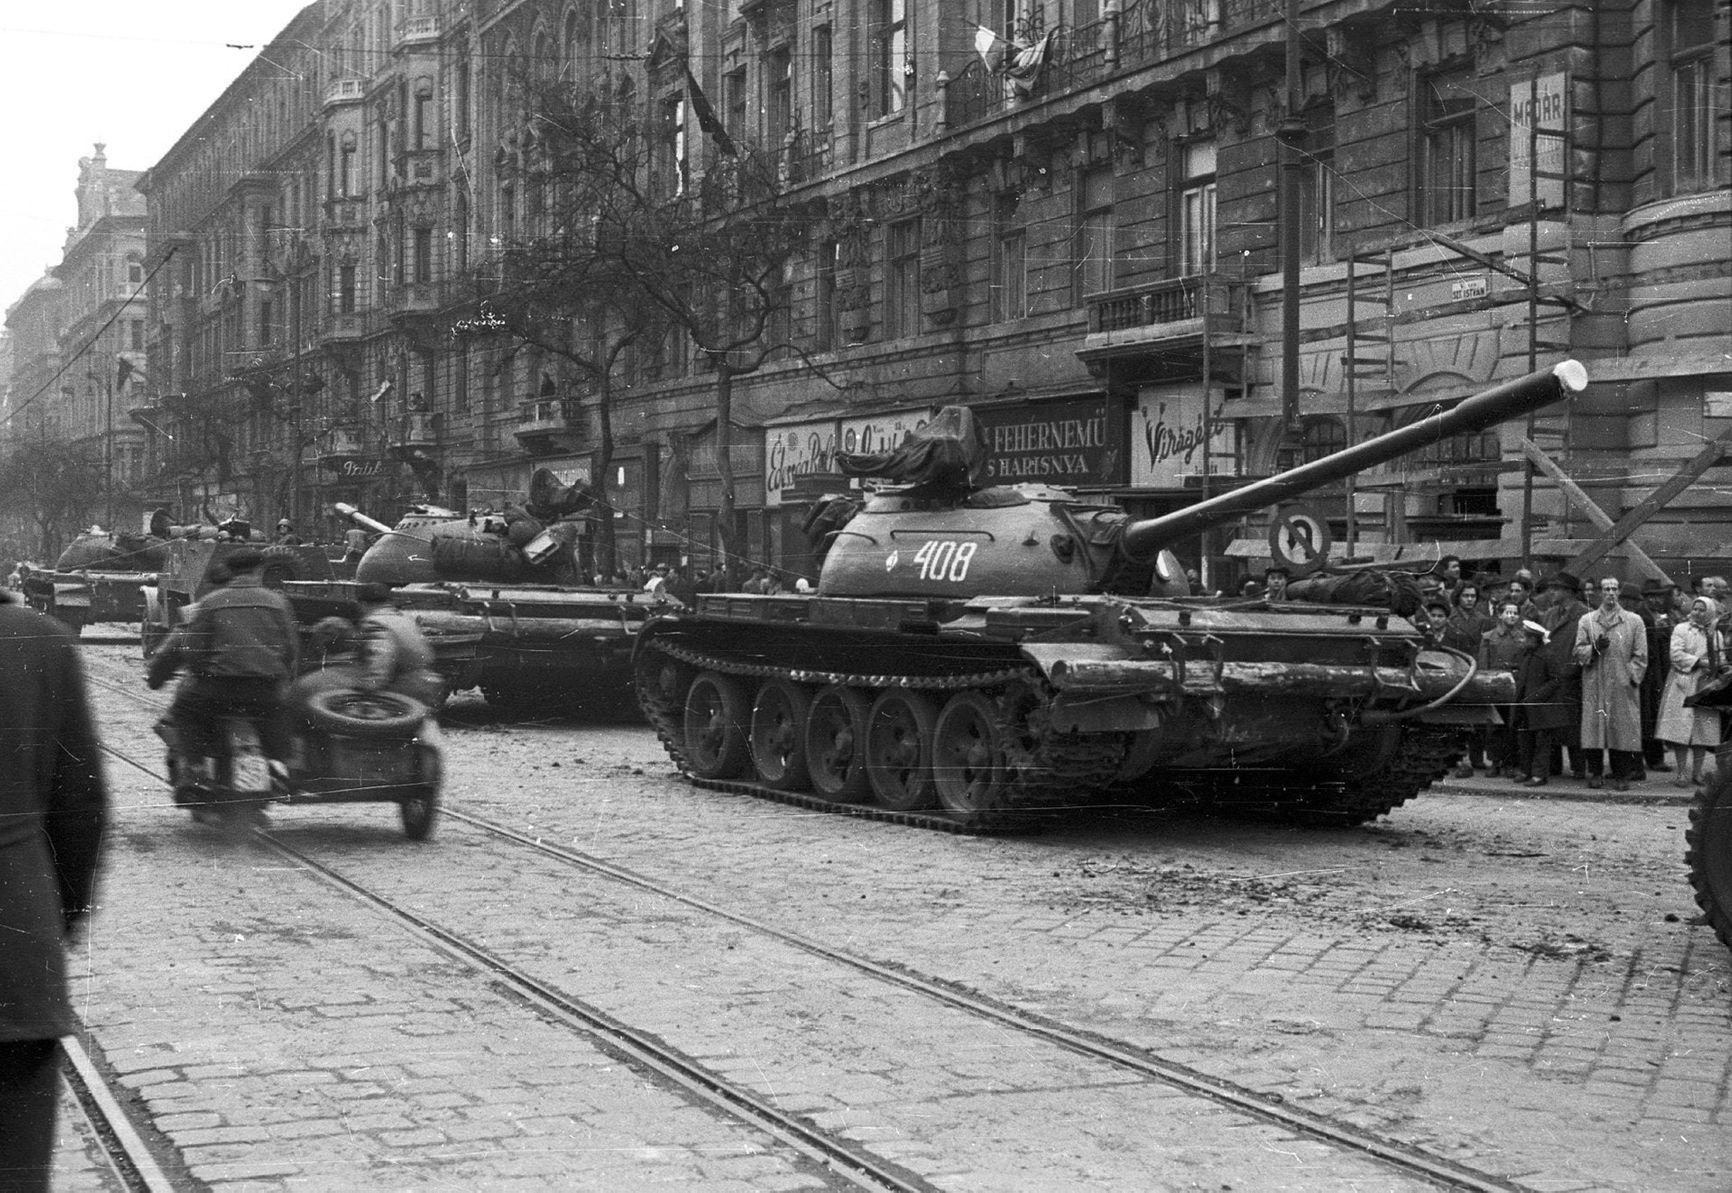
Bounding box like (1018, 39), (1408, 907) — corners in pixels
(0, 438), (104, 561)
(500, 75), (811, 575)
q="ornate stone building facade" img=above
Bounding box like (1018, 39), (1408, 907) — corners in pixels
(130, 0), (1729, 580)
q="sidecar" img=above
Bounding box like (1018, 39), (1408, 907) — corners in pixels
(282, 669), (443, 840)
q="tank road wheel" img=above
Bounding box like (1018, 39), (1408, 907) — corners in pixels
(682, 671), (750, 779)
(804, 685), (872, 803)
(750, 680), (813, 791)
(1686, 769), (1732, 952)
(932, 691), (1009, 816)
(865, 690), (938, 811)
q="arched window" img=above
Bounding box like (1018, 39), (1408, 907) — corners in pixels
(1276, 416), (1347, 471)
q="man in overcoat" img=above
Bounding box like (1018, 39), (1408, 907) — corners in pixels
(0, 588), (108, 1188)
(1538, 571), (1591, 779)
(1573, 577), (1648, 789)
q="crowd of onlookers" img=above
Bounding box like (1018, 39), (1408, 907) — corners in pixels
(1414, 555), (1730, 792)
(598, 561), (815, 605)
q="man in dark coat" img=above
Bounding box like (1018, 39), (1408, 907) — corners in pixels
(1637, 580), (1679, 773)
(1517, 619), (1571, 786)
(0, 589), (107, 1188)
(1537, 571), (1592, 779)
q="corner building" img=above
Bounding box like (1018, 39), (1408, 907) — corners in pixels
(139, 1), (1730, 580)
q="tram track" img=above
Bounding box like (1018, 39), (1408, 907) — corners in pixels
(79, 656), (1532, 1190)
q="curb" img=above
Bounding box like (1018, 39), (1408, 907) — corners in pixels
(1436, 773), (1700, 806)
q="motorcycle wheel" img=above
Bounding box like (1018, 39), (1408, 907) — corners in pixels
(400, 792), (438, 841)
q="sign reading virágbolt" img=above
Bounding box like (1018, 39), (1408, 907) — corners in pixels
(1130, 384), (1238, 488)
(972, 395), (1120, 487)
(763, 419), (840, 507)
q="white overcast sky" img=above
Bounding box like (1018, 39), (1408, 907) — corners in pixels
(0, 2), (310, 315)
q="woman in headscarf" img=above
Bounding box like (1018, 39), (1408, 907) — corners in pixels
(1656, 595), (1727, 786)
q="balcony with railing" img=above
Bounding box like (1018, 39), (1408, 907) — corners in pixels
(390, 411), (439, 453)
(942, 0), (1285, 131)
(1076, 276), (1246, 373)
(513, 395), (585, 453)
(397, 15), (438, 46)
(324, 77), (367, 108)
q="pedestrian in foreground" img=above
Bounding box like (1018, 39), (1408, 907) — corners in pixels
(0, 588), (108, 1191)
(1573, 577), (1648, 790)
(1657, 595), (1727, 786)
(1479, 600), (1532, 778)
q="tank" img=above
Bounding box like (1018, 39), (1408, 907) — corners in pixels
(1683, 685), (1732, 953)
(328, 469), (665, 715)
(634, 361), (1590, 829)
(22, 519), (177, 633)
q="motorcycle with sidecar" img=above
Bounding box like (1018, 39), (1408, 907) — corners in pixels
(156, 667), (442, 840)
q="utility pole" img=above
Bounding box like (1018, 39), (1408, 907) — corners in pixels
(1276, 0), (1306, 432)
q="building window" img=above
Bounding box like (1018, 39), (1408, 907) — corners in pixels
(992, 194), (1027, 321)
(339, 137), (358, 197)
(1076, 165), (1115, 301)
(455, 192), (469, 273)
(1277, 416), (1348, 471)
(815, 239), (839, 350)
(338, 264), (357, 314)
(413, 227), (433, 283)
(499, 184), (516, 242)
(656, 96), (687, 199)
(260, 299), (275, 346)
(127, 259), (144, 285)
(886, 217), (921, 339)
(455, 344), (471, 412)
(723, 67), (747, 149)
(813, 25), (833, 129)
(455, 58), (471, 141)
(414, 88), (433, 150)
(129, 319), (145, 351)
(1668, 0), (1723, 192)
(1178, 141), (1216, 276)
(872, 0), (907, 118)
(1419, 67), (1477, 224)
(767, 48), (792, 142)
(1300, 114), (1335, 265)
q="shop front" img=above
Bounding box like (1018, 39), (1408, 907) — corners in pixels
(971, 393), (1123, 491)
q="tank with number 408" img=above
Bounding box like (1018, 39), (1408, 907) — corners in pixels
(634, 362), (1589, 830)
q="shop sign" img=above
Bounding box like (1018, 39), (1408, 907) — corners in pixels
(973, 395), (1118, 486)
(324, 457), (389, 478)
(1131, 385), (1238, 488)
(838, 409), (933, 456)
(764, 419), (840, 507)
(1509, 71), (1566, 208)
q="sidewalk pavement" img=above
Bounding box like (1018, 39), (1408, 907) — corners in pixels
(1437, 763), (1704, 805)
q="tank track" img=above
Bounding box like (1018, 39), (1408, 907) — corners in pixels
(1200, 724), (1464, 827)
(636, 638), (1124, 834)
(1685, 770), (1732, 952)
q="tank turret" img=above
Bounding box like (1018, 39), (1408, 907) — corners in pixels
(338, 467), (594, 587)
(816, 361), (1587, 600)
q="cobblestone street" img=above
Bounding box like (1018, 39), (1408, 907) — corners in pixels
(41, 643), (1732, 1190)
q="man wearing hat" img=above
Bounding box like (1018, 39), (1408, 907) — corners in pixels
(1536, 572), (1591, 779)
(273, 518), (303, 546)
(1638, 579), (1680, 772)
(1515, 617), (1565, 785)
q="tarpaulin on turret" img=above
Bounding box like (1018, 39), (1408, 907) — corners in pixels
(835, 405), (987, 495)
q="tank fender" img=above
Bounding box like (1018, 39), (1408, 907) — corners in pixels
(1020, 643), (1181, 696)
(1048, 692), (1164, 734)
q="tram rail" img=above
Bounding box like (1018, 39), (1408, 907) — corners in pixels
(82, 656), (1527, 1192)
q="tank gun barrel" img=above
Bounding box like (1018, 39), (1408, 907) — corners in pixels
(1122, 360), (1588, 559)
(333, 502), (394, 537)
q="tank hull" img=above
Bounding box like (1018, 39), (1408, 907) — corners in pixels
(635, 592), (1505, 829)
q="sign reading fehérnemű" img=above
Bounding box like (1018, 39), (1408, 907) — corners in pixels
(972, 395), (1120, 486)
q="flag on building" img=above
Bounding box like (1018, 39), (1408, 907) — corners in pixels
(974, 25), (1008, 73)
(684, 62), (738, 157)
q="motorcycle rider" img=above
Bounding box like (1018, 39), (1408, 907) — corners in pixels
(147, 547), (300, 775)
